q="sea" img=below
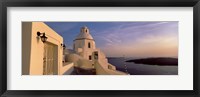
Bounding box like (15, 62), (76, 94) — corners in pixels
(107, 57), (178, 75)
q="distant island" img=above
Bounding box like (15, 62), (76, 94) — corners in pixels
(126, 57), (178, 66)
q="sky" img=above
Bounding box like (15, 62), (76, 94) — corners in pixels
(45, 22), (178, 58)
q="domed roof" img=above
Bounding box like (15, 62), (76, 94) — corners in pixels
(75, 32), (93, 40)
(82, 26), (88, 29)
(75, 26), (94, 40)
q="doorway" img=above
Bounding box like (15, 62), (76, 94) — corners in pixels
(94, 51), (98, 60)
(43, 42), (58, 75)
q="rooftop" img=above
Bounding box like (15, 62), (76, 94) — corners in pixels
(75, 26), (94, 40)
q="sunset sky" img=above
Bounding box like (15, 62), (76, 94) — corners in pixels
(45, 22), (178, 58)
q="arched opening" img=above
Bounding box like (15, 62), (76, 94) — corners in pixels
(89, 55), (92, 60)
(88, 42), (91, 48)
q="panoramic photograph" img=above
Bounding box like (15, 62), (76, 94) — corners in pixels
(22, 22), (178, 75)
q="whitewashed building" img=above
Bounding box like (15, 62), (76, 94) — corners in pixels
(22, 22), (126, 75)
(65, 26), (127, 75)
(22, 22), (73, 75)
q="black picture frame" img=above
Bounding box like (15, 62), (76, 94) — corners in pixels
(0, 0), (200, 97)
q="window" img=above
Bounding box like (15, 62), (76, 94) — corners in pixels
(88, 42), (91, 48)
(108, 65), (112, 69)
(89, 55), (92, 60)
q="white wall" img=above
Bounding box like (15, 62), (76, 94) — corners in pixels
(22, 22), (64, 75)
(74, 39), (96, 60)
(61, 62), (74, 75)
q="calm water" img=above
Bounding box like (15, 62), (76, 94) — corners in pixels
(107, 58), (178, 75)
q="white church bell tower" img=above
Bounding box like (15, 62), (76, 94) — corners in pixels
(73, 26), (96, 60)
